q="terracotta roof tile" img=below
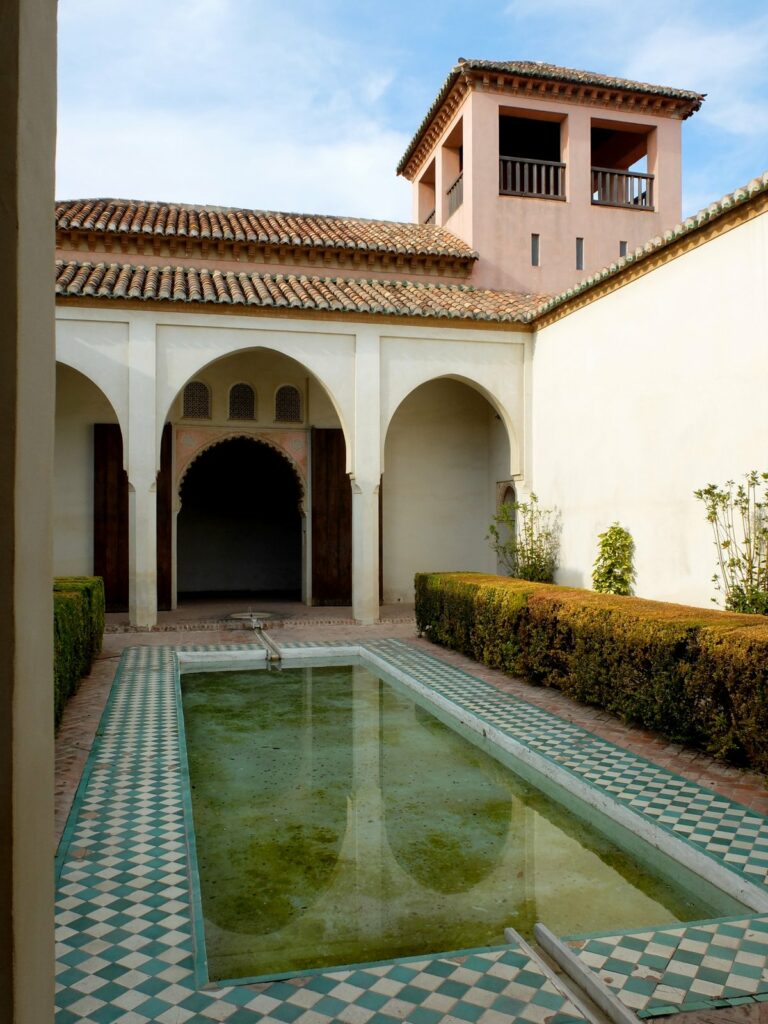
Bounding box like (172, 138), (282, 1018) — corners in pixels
(531, 170), (768, 320)
(55, 259), (544, 324)
(398, 58), (705, 175)
(56, 198), (478, 262)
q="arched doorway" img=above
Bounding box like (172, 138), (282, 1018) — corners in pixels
(54, 362), (129, 610)
(177, 438), (303, 599)
(382, 377), (512, 602)
(165, 346), (352, 607)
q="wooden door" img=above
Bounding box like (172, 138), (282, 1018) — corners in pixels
(311, 428), (352, 605)
(156, 423), (173, 610)
(93, 423), (129, 612)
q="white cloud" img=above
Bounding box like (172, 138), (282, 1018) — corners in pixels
(57, 1), (768, 221)
(624, 17), (768, 135)
(56, 0), (412, 217)
(56, 107), (412, 219)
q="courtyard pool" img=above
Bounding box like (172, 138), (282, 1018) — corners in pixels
(181, 659), (745, 982)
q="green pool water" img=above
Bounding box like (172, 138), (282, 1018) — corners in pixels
(181, 661), (744, 982)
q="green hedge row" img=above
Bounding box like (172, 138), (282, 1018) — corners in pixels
(415, 572), (768, 772)
(53, 576), (105, 725)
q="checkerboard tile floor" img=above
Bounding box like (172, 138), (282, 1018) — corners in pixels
(565, 916), (768, 1017)
(55, 643), (591, 1023)
(55, 639), (768, 1022)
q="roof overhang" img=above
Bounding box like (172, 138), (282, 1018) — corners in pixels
(398, 59), (705, 181)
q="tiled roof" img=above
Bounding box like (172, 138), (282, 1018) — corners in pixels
(398, 58), (705, 175)
(531, 170), (768, 321)
(55, 259), (545, 323)
(457, 59), (704, 101)
(56, 199), (477, 261)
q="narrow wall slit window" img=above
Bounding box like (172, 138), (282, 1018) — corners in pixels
(229, 383), (255, 420)
(531, 233), (540, 267)
(576, 237), (584, 271)
(275, 384), (302, 423)
(620, 240), (628, 258)
(183, 381), (211, 419)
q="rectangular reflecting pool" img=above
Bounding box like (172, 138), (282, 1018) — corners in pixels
(181, 660), (745, 982)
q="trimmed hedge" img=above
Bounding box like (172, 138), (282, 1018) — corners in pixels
(53, 576), (105, 725)
(415, 572), (768, 772)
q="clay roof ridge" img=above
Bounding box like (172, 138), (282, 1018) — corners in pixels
(55, 258), (548, 323)
(54, 197), (475, 241)
(528, 169), (768, 322)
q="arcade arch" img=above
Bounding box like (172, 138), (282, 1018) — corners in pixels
(54, 363), (123, 583)
(166, 348), (351, 607)
(382, 377), (512, 603)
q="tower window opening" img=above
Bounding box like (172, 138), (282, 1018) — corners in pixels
(591, 122), (654, 209)
(531, 234), (540, 267)
(576, 237), (584, 271)
(499, 114), (565, 200)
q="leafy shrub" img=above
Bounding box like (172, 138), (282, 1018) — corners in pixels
(415, 571), (768, 771)
(53, 576), (105, 725)
(694, 471), (768, 614)
(592, 523), (635, 595)
(487, 493), (560, 583)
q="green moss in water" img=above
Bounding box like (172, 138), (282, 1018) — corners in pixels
(181, 662), (746, 981)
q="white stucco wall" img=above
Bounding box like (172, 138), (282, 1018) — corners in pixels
(54, 363), (119, 576)
(383, 378), (511, 602)
(531, 208), (768, 607)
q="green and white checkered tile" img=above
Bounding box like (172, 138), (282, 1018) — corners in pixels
(565, 915), (768, 1017)
(54, 644), (591, 1023)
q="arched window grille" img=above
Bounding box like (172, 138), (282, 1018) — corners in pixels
(275, 384), (302, 423)
(182, 380), (211, 419)
(228, 382), (255, 420)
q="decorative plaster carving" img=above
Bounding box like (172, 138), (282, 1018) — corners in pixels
(174, 426), (308, 514)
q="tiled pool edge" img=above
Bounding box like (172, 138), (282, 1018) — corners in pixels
(55, 639), (768, 1023)
(274, 639), (768, 1016)
(54, 643), (593, 1024)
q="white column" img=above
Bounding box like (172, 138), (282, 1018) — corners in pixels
(351, 328), (381, 624)
(126, 317), (158, 627)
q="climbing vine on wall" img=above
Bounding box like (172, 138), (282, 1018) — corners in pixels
(592, 523), (636, 596)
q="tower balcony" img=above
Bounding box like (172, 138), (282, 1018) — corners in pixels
(591, 167), (654, 210)
(497, 157), (655, 210)
(499, 156), (566, 200)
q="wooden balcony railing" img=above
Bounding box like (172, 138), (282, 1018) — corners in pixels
(446, 171), (463, 216)
(424, 208), (435, 225)
(591, 167), (654, 210)
(499, 156), (566, 200)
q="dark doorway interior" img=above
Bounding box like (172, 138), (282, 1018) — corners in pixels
(93, 423), (129, 612)
(178, 438), (302, 599)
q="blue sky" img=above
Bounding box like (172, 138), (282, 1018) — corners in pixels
(57, 0), (768, 220)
